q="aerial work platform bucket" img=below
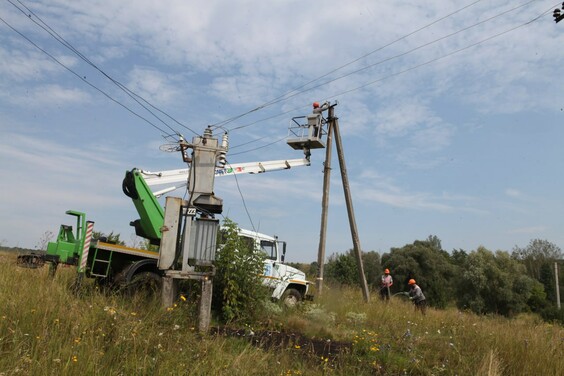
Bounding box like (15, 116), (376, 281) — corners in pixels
(287, 113), (326, 151)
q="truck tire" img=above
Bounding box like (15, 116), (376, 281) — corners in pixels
(113, 259), (161, 297)
(128, 271), (162, 297)
(281, 288), (302, 308)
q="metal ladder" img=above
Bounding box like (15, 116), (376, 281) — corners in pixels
(89, 249), (113, 278)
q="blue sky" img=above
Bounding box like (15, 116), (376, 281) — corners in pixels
(1, 0), (563, 262)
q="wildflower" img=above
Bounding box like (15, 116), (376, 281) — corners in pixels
(72, 355), (78, 363)
(74, 338), (81, 344)
(104, 307), (116, 315)
(130, 312), (137, 316)
(370, 346), (379, 352)
(173, 324), (180, 330)
(180, 295), (187, 301)
(294, 344), (301, 349)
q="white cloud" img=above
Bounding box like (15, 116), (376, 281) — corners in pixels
(0, 44), (79, 81)
(505, 188), (521, 198)
(29, 84), (91, 106)
(1, 0), (563, 256)
(374, 101), (437, 137)
(126, 66), (183, 105)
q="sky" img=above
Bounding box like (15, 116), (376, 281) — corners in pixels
(1, 0), (563, 263)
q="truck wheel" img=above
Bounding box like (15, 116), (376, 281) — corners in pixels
(128, 271), (162, 298)
(281, 288), (302, 308)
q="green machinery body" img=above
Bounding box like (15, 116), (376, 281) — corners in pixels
(18, 169), (164, 286)
(122, 169), (165, 245)
(45, 210), (87, 266)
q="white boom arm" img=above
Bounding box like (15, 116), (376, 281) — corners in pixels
(140, 158), (310, 197)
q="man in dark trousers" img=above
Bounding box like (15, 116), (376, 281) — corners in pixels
(408, 279), (426, 315)
(379, 268), (393, 301)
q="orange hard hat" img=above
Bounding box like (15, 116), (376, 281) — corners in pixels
(408, 279), (416, 285)
(313, 102), (320, 108)
(384, 268), (390, 274)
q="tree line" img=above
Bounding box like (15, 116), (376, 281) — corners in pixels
(291, 237), (564, 323)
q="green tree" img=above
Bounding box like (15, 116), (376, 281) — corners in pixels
(325, 251), (358, 286)
(456, 247), (544, 316)
(512, 239), (562, 280)
(363, 251), (382, 288)
(212, 218), (268, 323)
(451, 249), (468, 268)
(92, 231), (125, 245)
(308, 261), (319, 280)
(512, 239), (562, 305)
(324, 250), (381, 287)
(381, 235), (456, 308)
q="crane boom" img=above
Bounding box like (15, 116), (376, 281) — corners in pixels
(123, 157), (311, 244)
(139, 158), (310, 187)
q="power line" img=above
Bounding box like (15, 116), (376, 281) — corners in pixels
(229, 135), (288, 156)
(7, 0), (199, 137)
(210, 0), (486, 130)
(221, 2), (554, 155)
(0, 14), (178, 139)
(246, 0), (540, 110)
(225, 161), (256, 233)
(225, 0), (541, 138)
(327, 4), (554, 100)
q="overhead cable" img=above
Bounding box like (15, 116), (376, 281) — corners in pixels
(8, 0), (199, 137)
(0, 15), (178, 139)
(209, 0), (485, 130)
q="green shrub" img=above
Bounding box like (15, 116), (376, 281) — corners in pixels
(212, 219), (268, 323)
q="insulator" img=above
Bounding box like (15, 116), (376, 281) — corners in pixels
(203, 125), (213, 139)
(221, 132), (229, 151)
(217, 152), (226, 168)
(217, 133), (228, 168)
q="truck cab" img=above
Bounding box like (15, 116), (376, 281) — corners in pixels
(220, 227), (310, 306)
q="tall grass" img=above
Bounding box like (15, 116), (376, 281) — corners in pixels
(1, 251), (562, 375)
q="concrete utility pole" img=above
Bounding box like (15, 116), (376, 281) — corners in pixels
(316, 119), (333, 296)
(331, 107), (370, 303)
(555, 262), (561, 310)
(159, 126), (226, 333)
(314, 103), (370, 303)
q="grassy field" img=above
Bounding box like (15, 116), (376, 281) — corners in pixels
(1, 251), (562, 375)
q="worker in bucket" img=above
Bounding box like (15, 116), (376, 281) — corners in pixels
(379, 268), (393, 301)
(408, 279), (427, 315)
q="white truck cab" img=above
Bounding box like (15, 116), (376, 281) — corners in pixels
(225, 227), (310, 306)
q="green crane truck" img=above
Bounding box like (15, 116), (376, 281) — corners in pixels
(18, 158), (312, 303)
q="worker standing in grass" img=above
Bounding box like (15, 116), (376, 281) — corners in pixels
(408, 279), (427, 315)
(379, 268), (393, 301)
